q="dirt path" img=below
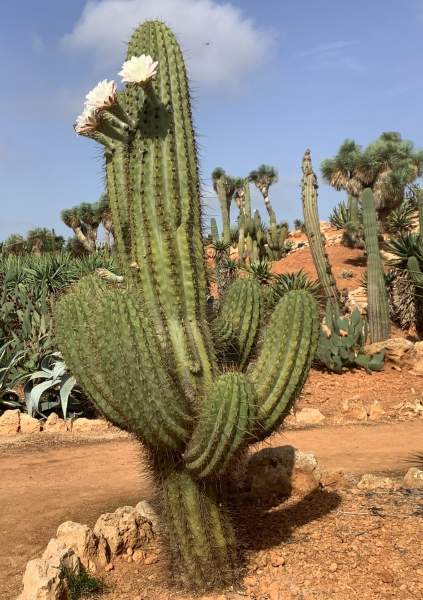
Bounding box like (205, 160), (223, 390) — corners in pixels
(2, 420), (422, 599)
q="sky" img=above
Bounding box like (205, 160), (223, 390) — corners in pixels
(1, 0), (423, 240)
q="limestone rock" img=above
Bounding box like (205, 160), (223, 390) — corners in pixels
(408, 341), (423, 376)
(342, 397), (368, 421)
(134, 500), (158, 531)
(56, 521), (108, 570)
(20, 413), (41, 434)
(244, 445), (321, 506)
(365, 337), (414, 365)
(18, 539), (79, 600)
(295, 407), (325, 426)
(43, 412), (68, 433)
(357, 474), (400, 491)
(403, 467), (423, 490)
(94, 506), (155, 557)
(72, 418), (109, 434)
(0, 409), (20, 435)
(346, 286), (368, 315)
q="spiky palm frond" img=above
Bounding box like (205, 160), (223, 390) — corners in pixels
(385, 201), (415, 235)
(385, 233), (423, 268)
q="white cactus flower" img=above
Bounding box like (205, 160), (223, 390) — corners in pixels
(85, 79), (117, 110)
(74, 106), (99, 135)
(119, 54), (158, 84)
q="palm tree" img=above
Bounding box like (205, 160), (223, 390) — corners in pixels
(211, 168), (238, 245)
(2, 233), (26, 256)
(248, 164), (278, 224)
(61, 198), (104, 252)
(27, 228), (63, 255)
(322, 133), (423, 226)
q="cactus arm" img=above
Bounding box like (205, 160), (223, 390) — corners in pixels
(361, 188), (391, 342)
(210, 218), (219, 243)
(301, 149), (340, 308)
(184, 373), (256, 478)
(249, 290), (320, 439)
(55, 277), (192, 450)
(212, 279), (261, 368)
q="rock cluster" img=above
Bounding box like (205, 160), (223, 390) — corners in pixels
(17, 502), (157, 600)
(0, 411), (112, 436)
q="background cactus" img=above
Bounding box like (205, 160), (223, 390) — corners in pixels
(361, 188), (391, 342)
(301, 149), (340, 309)
(210, 217), (219, 243)
(55, 21), (320, 591)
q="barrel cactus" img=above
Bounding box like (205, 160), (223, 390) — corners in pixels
(56, 21), (320, 591)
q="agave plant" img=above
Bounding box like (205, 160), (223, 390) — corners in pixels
(244, 259), (273, 286)
(385, 201), (415, 235)
(24, 352), (82, 419)
(329, 201), (351, 230)
(385, 233), (423, 268)
(272, 269), (323, 303)
(0, 341), (25, 413)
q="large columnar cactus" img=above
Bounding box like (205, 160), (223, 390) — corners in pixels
(301, 149), (340, 308)
(56, 21), (320, 591)
(361, 188), (391, 342)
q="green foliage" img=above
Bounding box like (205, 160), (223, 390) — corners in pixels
(385, 233), (423, 268)
(0, 341), (25, 407)
(62, 566), (104, 600)
(272, 269), (322, 303)
(24, 352), (79, 419)
(57, 20), (320, 591)
(316, 305), (385, 373)
(329, 201), (351, 230)
(293, 218), (306, 232)
(244, 259), (273, 286)
(386, 201), (415, 235)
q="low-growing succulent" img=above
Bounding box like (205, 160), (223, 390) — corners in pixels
(316, 304), (385, 373)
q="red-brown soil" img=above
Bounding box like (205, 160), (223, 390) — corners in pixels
(2, 422), (422, 600)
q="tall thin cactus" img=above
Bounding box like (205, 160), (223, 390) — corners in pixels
(55, 21), (320, 591)
(301, 149), (340, 308)
(361, 188), (391, 342)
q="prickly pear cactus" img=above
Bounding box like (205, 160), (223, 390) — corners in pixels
(55, 21), (320, 591)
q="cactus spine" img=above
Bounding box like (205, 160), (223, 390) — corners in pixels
(56, 21), (320, 591)
(301, 149), (340, 308)
(361, 188), (391, 342)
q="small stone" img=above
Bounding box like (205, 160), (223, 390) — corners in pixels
(243, 575), (258, 588)
(0, 409), (20, 435)
(127, 548), (133, 556)
(144, 552), (159, 565)
(105, 563), (114, 571)
(127, 555), (133, 563)
(270, 552), (285, 567)
(403, 467), (423, 490)
(43, 412), (68, 433)
(368, 400), (385, 421)
(379, 569), (394, 583)
(329, 562), (338, 572)
(295, 407), (325, 426)
(357, 474), (400, 491)
(132, 549), (146, 563)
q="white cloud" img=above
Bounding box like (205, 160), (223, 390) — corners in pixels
(62, 0), (272, 91)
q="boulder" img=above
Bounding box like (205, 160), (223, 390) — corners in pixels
(295, 407), (325, 426)
(56, 521), (108, 570)
(43, 412), (68, 433)
(408, 341), (423, 376)
(403, 467), (423, 490)
(357, 474), (400, 491)
(71, 418), (109, 434)
(94, 506), (155, 557)
(20, 413), (41, 434)
(365, 337), (414, 365)
(0, 409), (20, 435)
(244, 445), (321, 506)
(18, 539), (79, 600)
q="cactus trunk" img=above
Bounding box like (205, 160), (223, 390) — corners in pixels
(361, 188), (391, 342)
(301, 149), (340, 308)
(57, 20), (320, 591)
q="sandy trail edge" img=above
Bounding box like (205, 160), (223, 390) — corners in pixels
(1, 420), (422, 599)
